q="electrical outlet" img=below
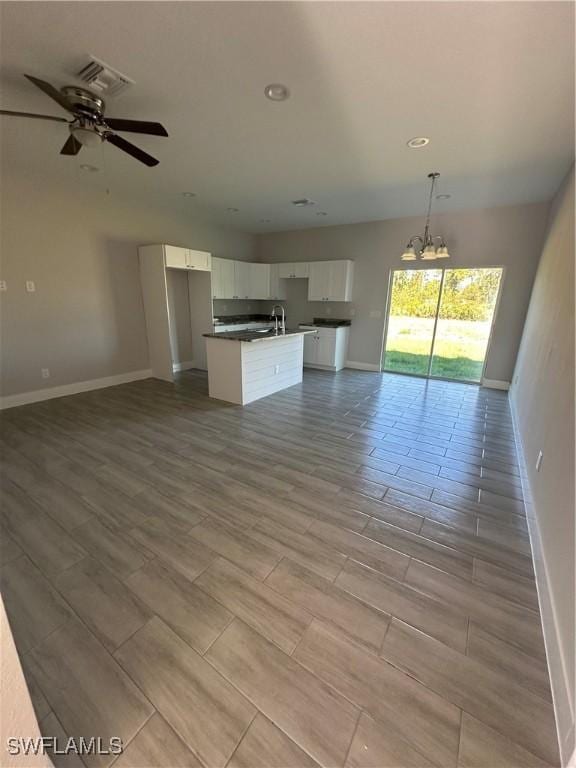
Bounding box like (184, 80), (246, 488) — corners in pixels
(41, 368), (50, 379)
(0, 281), (6, 291)
(349, 307), (356, 317)
(26, 280), (36, 293)
(536, 450), (543, 472)
(325, 307), (332, 315)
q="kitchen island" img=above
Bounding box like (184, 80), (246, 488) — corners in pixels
(203, 329), (316, 404)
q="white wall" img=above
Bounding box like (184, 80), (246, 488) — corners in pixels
(510, 166), (575, 766)
(0, 172), (253, 398)
(256, 201), (550, 381)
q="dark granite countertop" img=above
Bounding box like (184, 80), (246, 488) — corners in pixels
(299, 317), (352, 328)
(213, 314), (277, 326)
(204, 328), (315, 342)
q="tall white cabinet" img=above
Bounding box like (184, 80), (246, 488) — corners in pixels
(139, 244), (213, 381)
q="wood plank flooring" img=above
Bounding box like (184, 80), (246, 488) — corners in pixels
(0, 369), (558, 767)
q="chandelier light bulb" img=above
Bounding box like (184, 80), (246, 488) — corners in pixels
(401, 245), (417, 261)
(421, 244), (438, 260)
(436, 245), (450, 258)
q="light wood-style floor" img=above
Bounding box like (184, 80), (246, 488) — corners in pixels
(0, 369), (559, 768)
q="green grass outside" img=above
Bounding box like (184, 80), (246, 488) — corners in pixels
(383, 316), (491, 381)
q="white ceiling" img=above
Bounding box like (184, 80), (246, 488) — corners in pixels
(0, 1), (574, 232)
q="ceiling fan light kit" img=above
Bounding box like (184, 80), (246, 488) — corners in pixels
(400, 172), (451, 262)
(0, 74), (169, 167)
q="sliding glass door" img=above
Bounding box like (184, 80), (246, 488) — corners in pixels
(382, 270), (443, 376)
(382, 267), (503, 383)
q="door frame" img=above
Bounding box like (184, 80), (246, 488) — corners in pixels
(380, 265), (506, 385)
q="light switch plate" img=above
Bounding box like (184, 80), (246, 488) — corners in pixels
(26, 281), (36, 293)
(369, 309), (382, 319)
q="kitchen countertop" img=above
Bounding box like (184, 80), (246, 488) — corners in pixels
(300, 318), (352, 328)
(204, 328), (315, 342)
(213, 314), (277, 326)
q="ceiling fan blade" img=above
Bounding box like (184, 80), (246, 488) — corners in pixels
(60, 134), (82, 156)
(104, 118), (168, 137)
(0, 109), (69, 123)
(24, 74), (74, 113)
(105, 133), (159, 166)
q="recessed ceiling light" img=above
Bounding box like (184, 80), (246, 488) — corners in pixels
(407, 137), (430, 148)
(316, 212), (328, 217)
(182, 192), (196, 198)
(292, 198), (316, 207)
(79, 164), (99, 172)
(264, 83), (290, 101)
(226, 207), (240, 213)
(436, 193), (451, 200)
(259, 219), (271, 223)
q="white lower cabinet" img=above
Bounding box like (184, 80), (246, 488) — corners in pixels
(301, 327), (349, 371)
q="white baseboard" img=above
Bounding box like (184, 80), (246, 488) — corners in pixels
(0, 369), (153, 410)
(173, 360), (197, 372)
(303, 363), (338, 372)
(510, 394), (573, 765)
(345, 360), (381, 372)
(481, 378), (510, 390)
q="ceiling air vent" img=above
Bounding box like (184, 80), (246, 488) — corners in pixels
(75, 56), (134, 97)
(292, 198), (316, 207)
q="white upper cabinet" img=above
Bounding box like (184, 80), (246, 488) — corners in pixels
(164, 245), (211, 271)
(279, 262), (309, 279)
(187, 249), (211, 271)
(250, 263), (271, 300)
(211, 257), (235, 299)
(233, 261), (251, 299)
(308, 260), (354, 302)
(212, 257), (352, 301)
(268, 263), (287, 300)
(164, 245), (188, 269)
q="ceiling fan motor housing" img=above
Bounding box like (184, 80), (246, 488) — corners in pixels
(61, 86), (105, 117)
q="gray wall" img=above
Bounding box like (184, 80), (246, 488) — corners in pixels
(510, 167), (575, 764)
(0, 171), (253, 397)
(256, 202), (550, 380)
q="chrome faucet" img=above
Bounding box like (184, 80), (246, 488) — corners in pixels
(271, 304), (286, 335)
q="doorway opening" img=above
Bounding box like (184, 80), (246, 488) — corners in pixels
(382, 267), (504, 383)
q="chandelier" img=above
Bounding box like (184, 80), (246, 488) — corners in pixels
(401, 172), (450, 261)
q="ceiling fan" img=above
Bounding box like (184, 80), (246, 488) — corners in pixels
(0, 75), (168, 166)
